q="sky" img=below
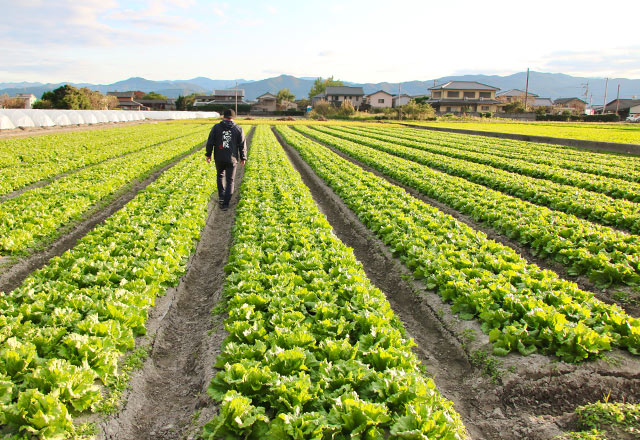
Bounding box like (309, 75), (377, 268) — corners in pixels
(1, 0), (640, 85)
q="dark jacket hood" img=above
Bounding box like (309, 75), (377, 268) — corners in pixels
(221, 119), (235, 128)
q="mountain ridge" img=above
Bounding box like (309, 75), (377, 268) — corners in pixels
(2, 72), (639, 104)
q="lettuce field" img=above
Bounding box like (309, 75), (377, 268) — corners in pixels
(0, 120), (639, 440)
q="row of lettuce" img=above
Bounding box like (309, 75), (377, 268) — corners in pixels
(325, 126), (640, 235)
(278, 125), (640, 361)
(0, 130), (207, 256)
(383, 124), (640, 183)
(0, 121), (210, 197)
(297, 125), (640, 289)
(359, 125), (640, 201)
(0, 151), (216, 439)
(201, 126), (467, 439)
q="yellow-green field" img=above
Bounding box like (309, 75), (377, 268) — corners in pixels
(405, 120), (640, 145)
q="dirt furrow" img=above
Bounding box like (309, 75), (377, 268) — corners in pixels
(0, 144), (205, 294)
(98, 127), (252, 440)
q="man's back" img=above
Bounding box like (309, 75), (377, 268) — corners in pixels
(206, 119), (246, 163)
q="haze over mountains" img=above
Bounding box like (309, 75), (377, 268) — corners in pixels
(2, 72), (639, 104)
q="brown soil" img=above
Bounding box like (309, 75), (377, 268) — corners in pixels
(0, 144), (205, 294)
(97, 128), (252, 440)
(275, 127), (640, 440)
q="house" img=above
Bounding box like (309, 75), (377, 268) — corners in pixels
(366, 90), (393, 108)
(496, 89), (539, 104)
(193, 89), (246, 106)
(107, 91), (148, 111)
(531, 98), (554, 111)
(553, 97), (587, 114)
(251, 92), (277, 113)
(630, 103), (640, 117)
(137, 98), (176, 111)
(15, 93), (37, 109)
(278, 100), (297, 111)
(427, 81), (502, 114)
(603, 99), (640, 118)
(392, 94), (412, 107)
(312, 86), (364, 108)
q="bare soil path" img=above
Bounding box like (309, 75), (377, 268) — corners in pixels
(98, 128), (252, 440)
(276, 127), (640, 440)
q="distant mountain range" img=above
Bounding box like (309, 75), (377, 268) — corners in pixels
(2, 72), (639, 104)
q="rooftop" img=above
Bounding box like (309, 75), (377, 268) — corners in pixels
(429, 81), (500, 91)
(325, 86), (365, 96)
(497, 89), (539, 97)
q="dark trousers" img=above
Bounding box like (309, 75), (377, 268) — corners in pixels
(215, 160), (237, 205)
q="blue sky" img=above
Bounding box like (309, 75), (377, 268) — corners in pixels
(2, 0), (639, 84)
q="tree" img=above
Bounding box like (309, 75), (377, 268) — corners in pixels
(176, 94), (196, 111)
(503, 101), (526, 113)
(142, 91), (168, 100)
(36, 85), (116, 109)
(276, 88), (295, 104)
(400, 100), (435, 120)
(82, 88), (118, 109)
(296, 98), (310, 111)
(308, 76), (344, 99)
(40, 85), (91, 109)
(336, 99), (355, 117)
(0, 94), (27, 109)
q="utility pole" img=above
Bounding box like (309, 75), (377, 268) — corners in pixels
(615, 84), (620, 116)
(523, 68), (530, 111)
(582, 81), (590, 113)
(602, 78), (609, 114)
(398, 82), (401, 120)
(235, 81), (238, 116)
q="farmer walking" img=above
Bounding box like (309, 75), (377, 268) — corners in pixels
(205, 109), (247, 211)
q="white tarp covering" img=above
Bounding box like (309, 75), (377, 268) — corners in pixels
(78, 110), (99, 124)
(40, 110), (71, 126)
(0, 109), (220, 129)
(63, 111), (85, 125)
(24, 110), (55, 127)
(0, 114), (15, 129)
(3, 110), (35, 128)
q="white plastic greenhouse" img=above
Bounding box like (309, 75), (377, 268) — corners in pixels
(0, 109), (220, 129)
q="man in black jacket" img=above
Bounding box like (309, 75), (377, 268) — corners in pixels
(205, 109), (247, 211)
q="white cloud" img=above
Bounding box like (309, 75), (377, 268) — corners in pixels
(538, 46), (640, 78)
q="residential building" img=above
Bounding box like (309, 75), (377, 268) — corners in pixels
(252, 92), (277, 113)
(366, 90), (393, 108)
(107, 91), (147, 110)
(496, 89), (539, 104)
(278, 100), (297, 111)
(137, 98), (176, 110)
(193, 89), (246, 106)
(603, 99), (640, 118)
(427, 81), (502, 114)
(15, 93), (37, 109)
(553, 97), (587, 113)
(392, 94), (412, 107)
(312, 86), (364, 108)
(630, 103), (640, 117)
(531, 98), (554, 111)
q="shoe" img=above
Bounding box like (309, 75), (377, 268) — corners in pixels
(221, 204), (229, 211)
